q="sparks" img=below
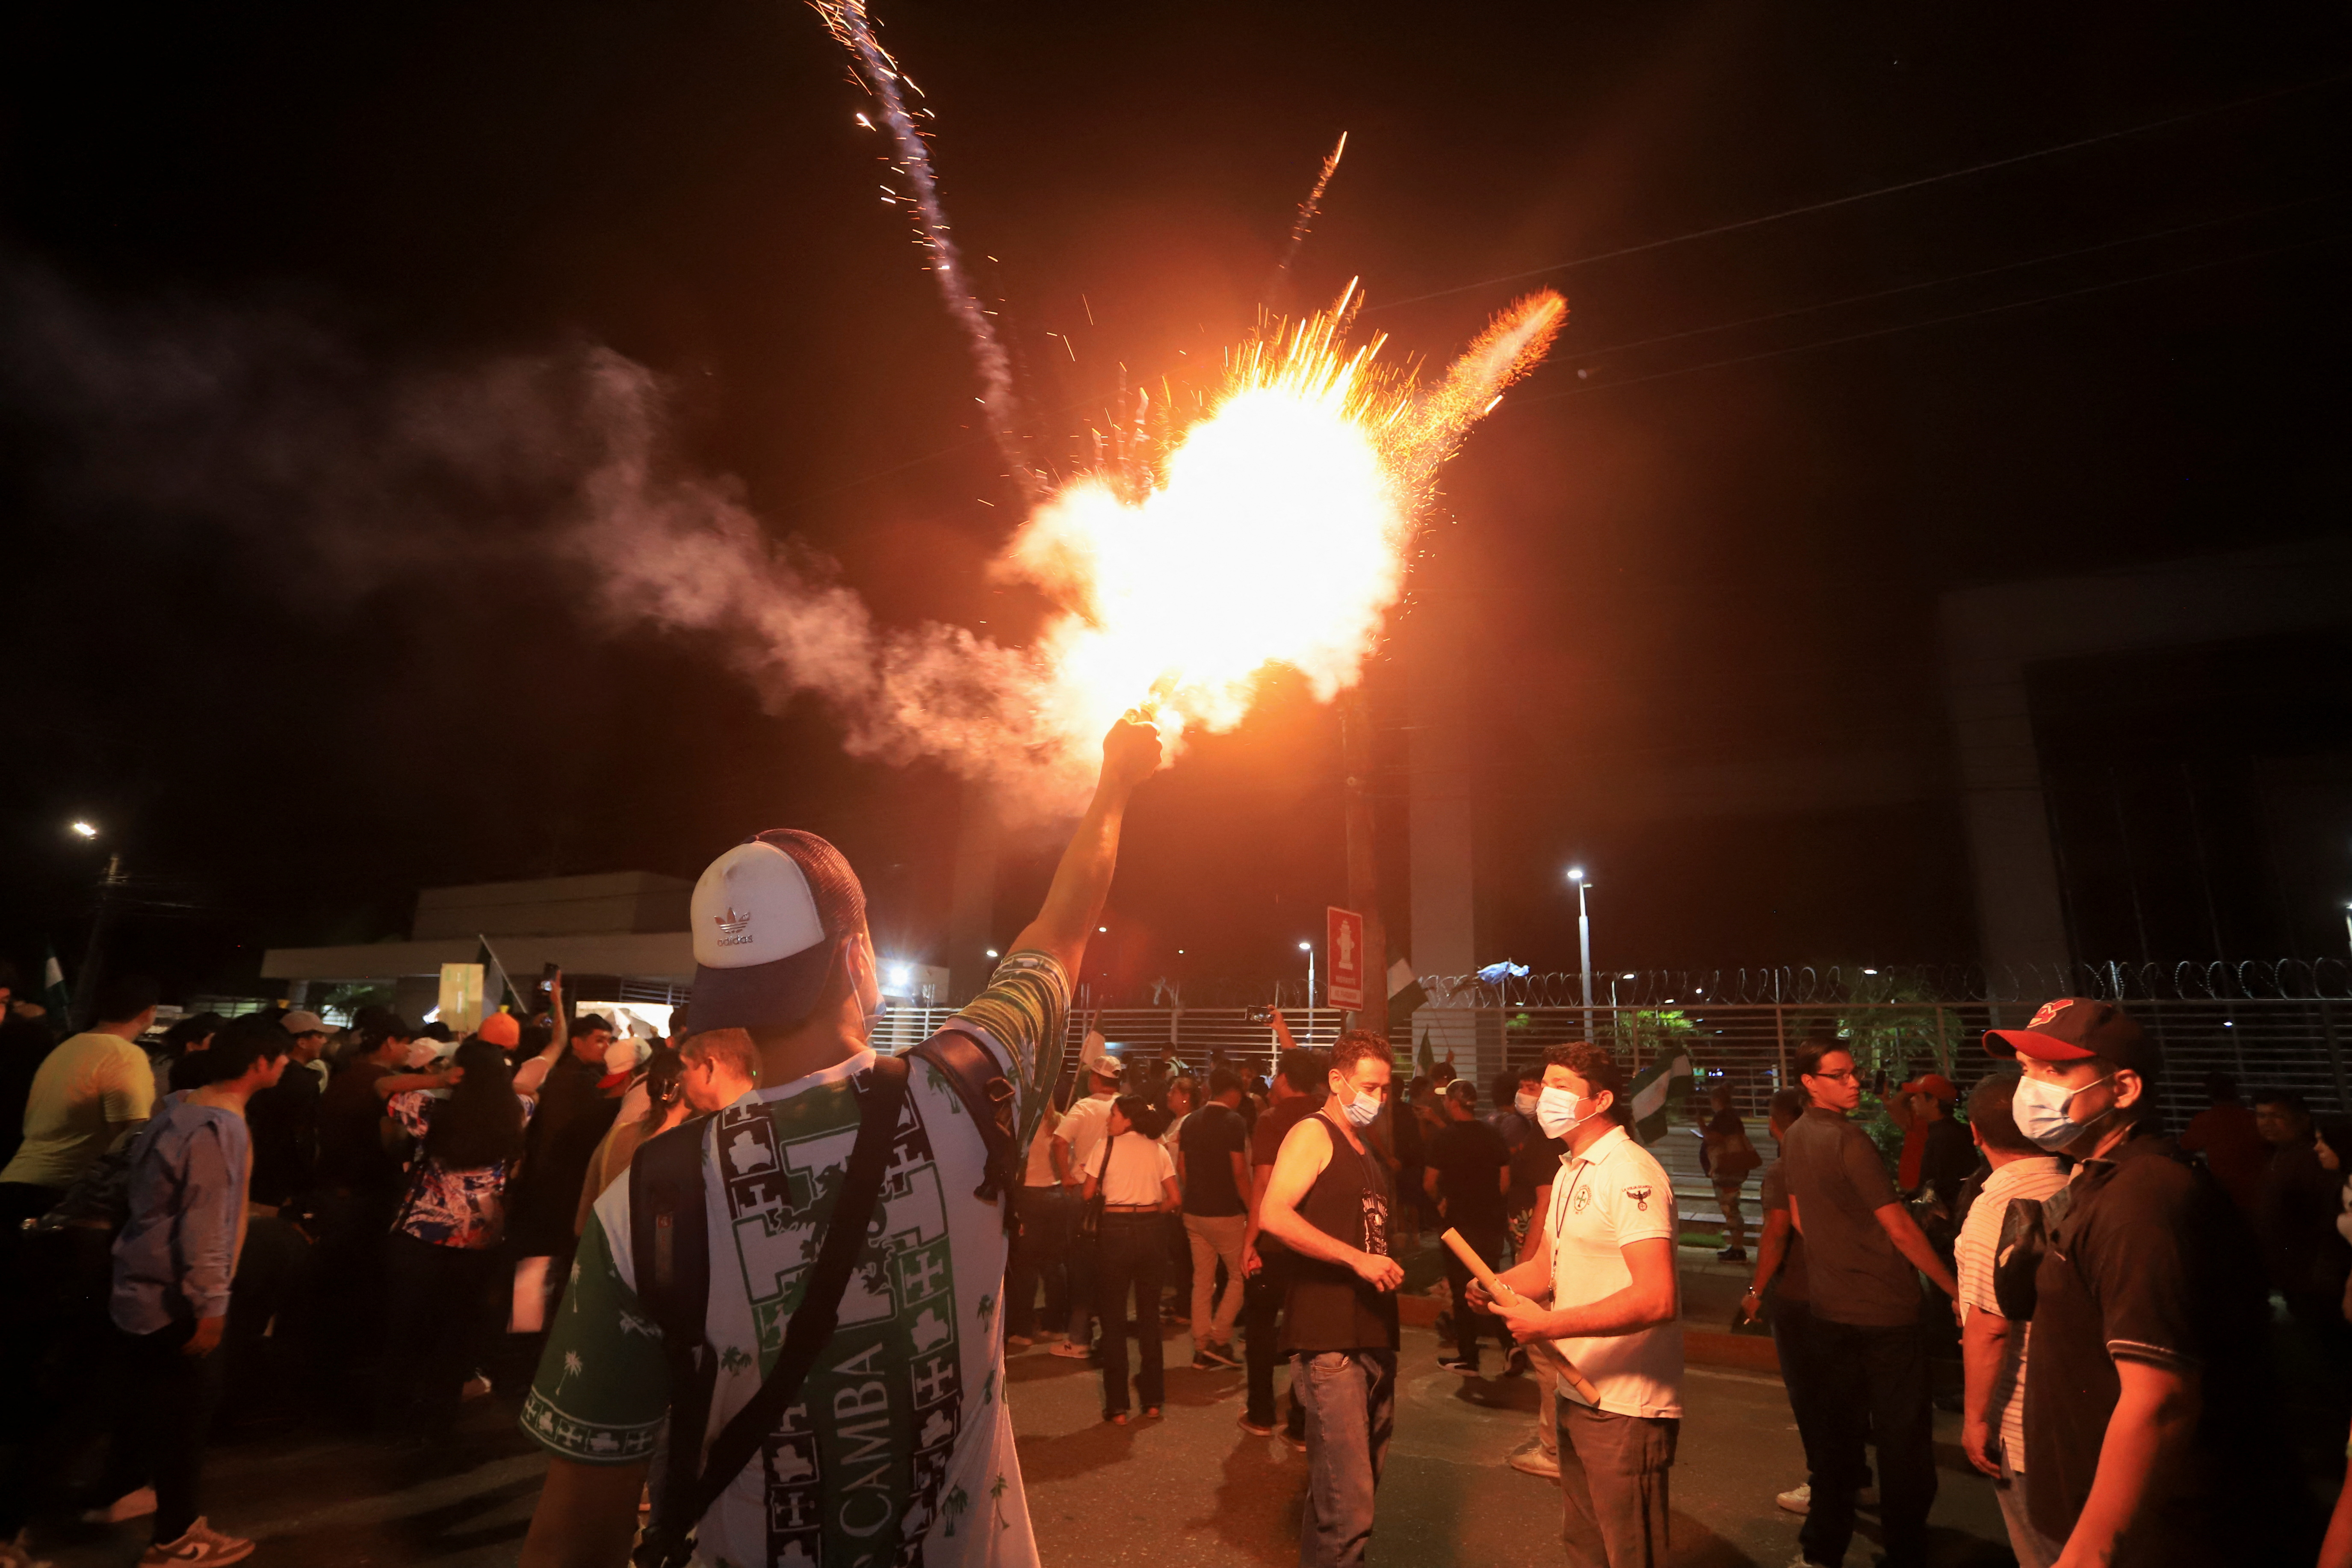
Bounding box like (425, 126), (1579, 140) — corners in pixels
(998, 287), (1565, 754)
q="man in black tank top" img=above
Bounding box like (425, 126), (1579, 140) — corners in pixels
(1259, 1030), (1404, 1568)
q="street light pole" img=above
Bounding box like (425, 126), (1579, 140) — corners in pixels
(1299, 941), (1315, 1024)
(1568, 867), (1594, 1042)
(72, 840), (124, 1032)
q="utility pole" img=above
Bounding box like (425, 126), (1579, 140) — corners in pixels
(1341, 690), (1389, 1035)
(72, 850), (124, 1030)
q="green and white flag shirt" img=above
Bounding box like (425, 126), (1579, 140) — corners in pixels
(523, 951), (1071, 1568)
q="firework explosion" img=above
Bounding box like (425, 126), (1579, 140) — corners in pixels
(998, 284), (1566, 756)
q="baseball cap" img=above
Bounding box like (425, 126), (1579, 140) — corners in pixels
(600, 1036), (651, 1089)
(282, 1010), (331, 1036)
(1897, 1072), (1958, 1103)
(476, 1012), (520, 1048)
(1985, 998), (2157, 1074)
(689, 830), (866, 1034)
(1444, 1079), (1478, 1107)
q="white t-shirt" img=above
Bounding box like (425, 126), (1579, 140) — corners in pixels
(523, 952), (1071, 1568)
(1021, 1111), (1059, 1188)
(1954, 1154), (2067, 1473)
(1054, 1094), (1117, 1177)
(1084, 1131), (1175, 1206)
(1544, 1123), (1684, 1419)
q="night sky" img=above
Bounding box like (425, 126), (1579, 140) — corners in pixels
(2, 1), (2346, 1004)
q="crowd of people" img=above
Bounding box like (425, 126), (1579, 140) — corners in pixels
(4, 715), (2352, 1568)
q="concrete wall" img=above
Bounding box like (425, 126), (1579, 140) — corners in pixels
(411, 871), (693, 940)
(1938, 537), (2352, 977)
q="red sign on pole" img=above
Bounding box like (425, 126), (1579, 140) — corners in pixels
(1326, 906), (1366, 1010)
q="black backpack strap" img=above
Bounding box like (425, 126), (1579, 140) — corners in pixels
(633, 1054), (910, 1568)
(629, 1110), (715, 1563)
(910, 1022), (1022, 1231)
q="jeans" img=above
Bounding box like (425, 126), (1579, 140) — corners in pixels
(1441, 1224), (1508, 1366)
(1292, 1348), (1397, 1568)
(1995, 1449), (2062, 1568)
(1184, 1213), (1246, 1349)
(1005, 1186), (1070, 1338)
(114, 1319), (224, 1544)
(1557, 1401), (1677, 1568)
(1244, 1251), (1303, 1435)
(1800, 1318), (1936, 1567)
(380, 1232), (503, 1437)
(1096, 1214), (1167, 1414)
(1067, 1197), (1099, 1345)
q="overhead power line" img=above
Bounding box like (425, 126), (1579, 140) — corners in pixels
(1506, 229), (2352, 407)
(1368, 70), (2352, 312)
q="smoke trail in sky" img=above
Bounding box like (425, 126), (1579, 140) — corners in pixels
(1270, 132), (1348, 297)
(810, 1), (1040, 504)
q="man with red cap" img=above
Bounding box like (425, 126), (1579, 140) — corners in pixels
(1988, 997), (2301, 1565)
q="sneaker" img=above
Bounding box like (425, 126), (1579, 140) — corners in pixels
(1504, 1345), (1530, 1376)
(1506, 1440), (1560, 1479)
(82, 1488), (157, 1524)
(1048, 1340), (1093, 1359)
(139, 1518), (254, 1566)
(1776, 1482), (1810, 1514)
(1, 1530), (57, 1568)
(1237, 1414), (1276, 1436)
(1281, 1428), (1308, 1453)
(461, 1370), (494, 1402)
(1436, 1355), (1481, 1377)
(1195, 1341), (1239, 1369)
(1718, 1246), (1748, 1263)
(1005, 1334), (1033, 1350)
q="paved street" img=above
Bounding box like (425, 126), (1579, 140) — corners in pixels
(35, 1247), (2025, 1568)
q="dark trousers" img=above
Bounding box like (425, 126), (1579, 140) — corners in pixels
(381, 1232), (503, 1437)
(1800, 1318), (1935, 1567)
(1096, 1214), (1168, 1414)
(114, 1320), (224, 1544)
(1557, 1402), (1678, 1568)
(1442, 1224), (1508, 1366)
(1005, 1186), (1070, 1338)
(225, 1213), (313, 1418)
(1768, 1296), (1827, 1480)
(1244, 1250), (1304, 1435)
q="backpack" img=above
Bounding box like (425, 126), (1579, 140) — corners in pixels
(625, 1026), (1021, 1568)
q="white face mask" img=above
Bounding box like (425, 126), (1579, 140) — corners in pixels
(2012, 1073), (2116, 1152)
(1536, 1085), (1601, 1140)
(1513, 1090), (1539, 1119)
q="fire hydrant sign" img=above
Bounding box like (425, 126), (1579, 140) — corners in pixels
(1326, 906), (1366, 1009)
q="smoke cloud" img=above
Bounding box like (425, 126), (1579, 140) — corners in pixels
(0, 260), (1100, 812)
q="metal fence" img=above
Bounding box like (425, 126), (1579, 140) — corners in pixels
(868, 995), (2352, 1131)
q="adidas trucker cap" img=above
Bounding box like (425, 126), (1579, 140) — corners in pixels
(688, 830), (866, 1034)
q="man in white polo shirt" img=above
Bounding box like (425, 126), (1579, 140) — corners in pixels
(1478, 1042), (1683, 1567)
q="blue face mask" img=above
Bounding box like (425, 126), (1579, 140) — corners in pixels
(1335, 1075), (1383, 1127)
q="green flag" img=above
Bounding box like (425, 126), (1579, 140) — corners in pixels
(1625, 1047), (1693, 1145)
(41, 945), (72, 1036)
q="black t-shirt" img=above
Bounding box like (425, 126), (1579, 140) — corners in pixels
(1179, 1101), (1249, 1217)
(2024, 1131), (2281, 1559)
(1783, 1106), (1918, 1327)
(1509, 1131), (1567, 1217)
(1915, 1116), (1976, 1210)
(1428, 1116), (1510, 1237)
(246, 1063), (321, 1207)
(1279, 1113), (1400, 1354)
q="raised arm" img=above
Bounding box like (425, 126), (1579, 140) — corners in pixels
(1006, 717), (1162, 980)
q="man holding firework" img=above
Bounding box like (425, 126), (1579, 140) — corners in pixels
(1471, 1042), (1682, 1568)
(517, 715), (1161, 1568)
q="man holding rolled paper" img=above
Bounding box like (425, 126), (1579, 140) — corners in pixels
(1471, 1041), (1683, 1568)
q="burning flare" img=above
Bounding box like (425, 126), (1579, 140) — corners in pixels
(1001, 284), (1566, 756)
